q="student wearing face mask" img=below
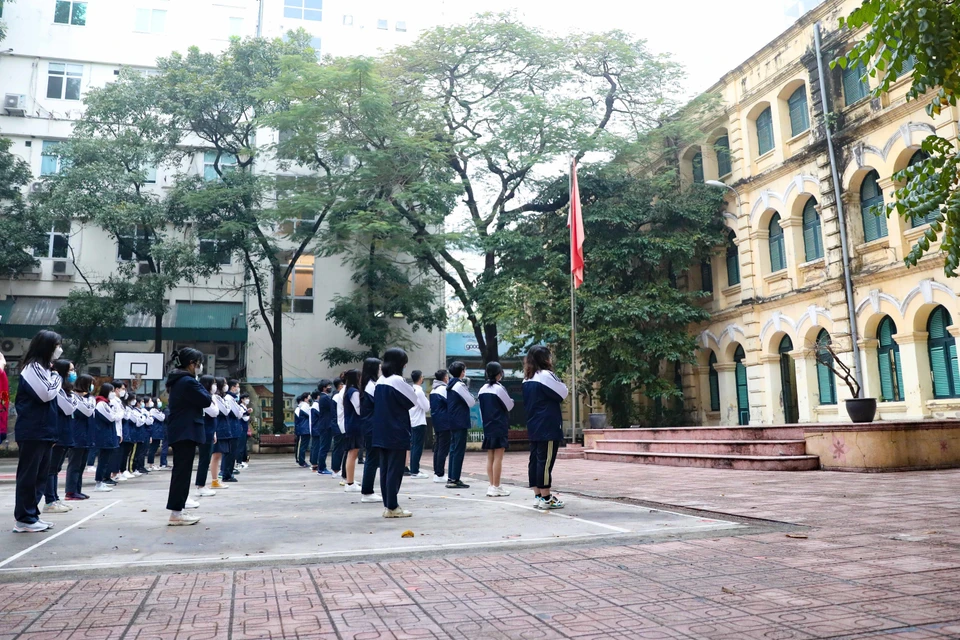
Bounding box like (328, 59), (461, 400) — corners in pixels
(445, 361), (474, 490)
(12, 331), (64, 533)
(359, 357), (383, 504)
(479, 362), (515, 497)
(314, 380), (335, 475)
(120, 393), (139, 479)
(407, 370), (431, 480)
(341, 370), (363, 491)
(430, 370), (450, 483)
(165, 348), (212, 525)
(294, 393), (311, 468)
(42, 359), (78, 514)
(239, 392), (252, 468)
(93, 383), (121, 492)
(65, 374), (96, 501)
(147, 397), (166, 471)
(330, 377), (346, 480)
(109, 380), (127, 483)
(128, 395), (147, 477)
(195, 374), (219, 498)
(221, 379), (243, 482)
(374, 348), (418, 518)
(210, 377), (231, 488)
(309, 391), (322, 471)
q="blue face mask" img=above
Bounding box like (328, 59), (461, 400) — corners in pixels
(67, 372), (77, 383)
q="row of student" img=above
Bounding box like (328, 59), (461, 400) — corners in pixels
(193, 376), (252, 501)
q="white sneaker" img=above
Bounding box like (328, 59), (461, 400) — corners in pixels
(114, 474), (127, 482)
(360, 493), (381, 503)
(85, 466), (95, 473)
(122, 471), (135, 479)
(344, 483), (361, 493)
(383, 507), (412, 518)
(13, 521), (50, 533)
(432, 475), (447, 483)
(412, 471), (430, 479)
(196, 487), (216, 497)
(496, 486), (511, 496)
(486, 486), (500, 497)
(240, 462), (248, 469)
(95, 482), (114, 492)
(184, 498), (200, 509)
(43, 501), (71, 514)
(168, 513), (200, 526)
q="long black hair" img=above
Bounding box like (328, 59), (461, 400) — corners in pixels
(77, 374), (95, 397)
(215, 377), (227, 396)
(170, 347), (203, 371)
(524, 345), (553, 380)
(360, 357), (381, 392)
(344, 369), (360, 390)
(20, 330), (62, 371)
(199, 374), (216, 394)
(97, 382), (114, 400)
(53, 359), (74, 393)
(485, 361), (503, 385)
(381, 348), (408, 378)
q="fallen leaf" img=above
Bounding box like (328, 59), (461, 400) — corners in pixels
(401, 530), (415, 538)
(785, 534), (808, 539)
(721, 587), (735, 594)
(923, 530), (939, 534)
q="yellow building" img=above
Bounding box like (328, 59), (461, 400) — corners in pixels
(686, 0), (960, 426)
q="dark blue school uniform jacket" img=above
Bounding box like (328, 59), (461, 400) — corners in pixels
(429, 386), (448, 432)
(446, 378), (475, 431)
(13, 362), (63, 442)
(95, 400), (120, 449)
(522, 370), (569, 442)
(54, 390), (76, 448)
(166, 370), (213, 445)
(149, 409), (166, 441)
(343, 387), (362, 438)
(479, 383), (514, 439)
(294, 403), (311, 436)
(319, 393), (336, 432)
(72, 396), (95, 448)
(360, 381), (376, 437)
(310, 401), (322, 437)
(372, 375), (417, 450)
(226, 393), (243, 439)
(214, 396), (233, 441)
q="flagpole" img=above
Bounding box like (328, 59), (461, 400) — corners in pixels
(571, 270), (578, 444)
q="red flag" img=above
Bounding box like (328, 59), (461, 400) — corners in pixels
(568, 159), (585, 288)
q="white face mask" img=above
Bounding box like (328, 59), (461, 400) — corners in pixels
(147, 402), (154, 408)
(196, 363), (204, 377)
(221, 384), (228, 393)
(242, 398), (249, 406)
(118, 389), (126, 399)
(53, 346), (63, 361)
(108, 392), (117, 401)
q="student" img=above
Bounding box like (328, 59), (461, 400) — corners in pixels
(294, 392), (311, 468)
(65, 374), (96, 501)
(93, 383), (121, 492)
(374, 348), (418, 518)
(523, 345), (568, 510)
(12, 330), (63, 533)
(341, 369), (363, 492)
(109, 380), (127, 483)
(157, 397), (170, 469)
(120, 394), (138, 479)
(195, 374), (219, 498)
(359, 357), (382, 503)
(165, 348), (212, 526)
(132, 396), (150, 475)
(407, 370), (431, 479)
(315, 380), (335, 475)
(479, 362), (515, 497)
(239, 392), (252, 468)
(445, 361), (474, 489)
(309, 391), (322, 471)
(330, 377), (346, 479)
(211, 378), (232, 487)
(147, 396), (166, 471)
(223, 379), (244, 480)
(430, 369), (450, 483)
(42, 359), (77, 514)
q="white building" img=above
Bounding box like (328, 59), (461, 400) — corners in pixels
(0, 0), (445, 411)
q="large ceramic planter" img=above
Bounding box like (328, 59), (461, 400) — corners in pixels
(588, 413), (608, 430)
(845, 397), (877, 423)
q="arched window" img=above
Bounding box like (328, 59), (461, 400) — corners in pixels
(715, 136), (732, 177)
(708, 352), (720, 412)
(908, 151), (937, 227)
(815, 330), (837, 405)
(734, 346), (750, 425)
(779, 335), (799, 424)
(842, 62), (870, 105)
(877, 316), (904, 402)
(860, 170), (887, 242)
(756, 107), (774, 156)
(927, 306), (960, 398)
(768, 213), (786, 272)
(726, 230), (740, 286)
(788, 86), (809, 136)
(802, 198), (823, 261)
(691, 152), (704, 184)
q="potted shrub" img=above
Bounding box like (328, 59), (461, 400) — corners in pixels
(815, 343), (876, 423)
(507, 425), (528, 441)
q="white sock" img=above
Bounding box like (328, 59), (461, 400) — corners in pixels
(171, 510), (182, 517)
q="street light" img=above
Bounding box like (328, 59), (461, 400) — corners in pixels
(705, 180), (743, 217)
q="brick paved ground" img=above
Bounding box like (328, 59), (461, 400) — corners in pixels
(1, 452), (959, 639)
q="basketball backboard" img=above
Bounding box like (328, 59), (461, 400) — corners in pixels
(113, 352), (166, 381)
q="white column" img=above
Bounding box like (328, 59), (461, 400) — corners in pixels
(715, 363), (738, 426)
(858, 338), (881, 401)
(893, 331), (932, 419)
(759, 354), (784, 424)
(795, 350), (818, 423)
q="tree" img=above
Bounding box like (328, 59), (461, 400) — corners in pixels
(0, 1), (14, 43)
(56, 289), (126, 367)
(490, 166), (726, 427)
(270, 14), (714, 364)
(837, 1), (960, 274)
(0, 135), (46, 279)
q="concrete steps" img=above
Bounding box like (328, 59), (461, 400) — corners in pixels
(584, 426), (820, 471)
(557, 444), (585, 460)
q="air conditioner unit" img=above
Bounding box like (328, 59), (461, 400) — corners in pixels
(23, 262), (43, 276)
(215, 344), (237, 360)
(51, 259), (76, 278)
(3, 94), (27, 117)
(29, 182), (42, 193)
(1, 339), (23, 356)
(137, 262), (152, 275)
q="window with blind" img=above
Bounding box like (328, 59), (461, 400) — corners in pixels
(756, 107), (774, 155)
(815, 330), (837, 405)
(734, 346), (750, 425)
(726, 230), (740, 286)
(768, 213), (786, 272)
(691, 152), (704, 183)
(802, 198), (823, 261)
(715, 135), (732, 177)
(908, 150), (937, 227)
(787, 86), (809, 137)
(927, 306), (960, 398)
(860, 170), (887, 241)
(708, 352), (720, 412)
(842, 62), (870, 106)
(876, 316), (904, 402)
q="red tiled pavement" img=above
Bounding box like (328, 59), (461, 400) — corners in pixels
(1, 452), (960, 639)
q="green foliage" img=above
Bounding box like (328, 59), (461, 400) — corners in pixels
(56, 289), (127, 367)
(490, 167), (726, 427)
(838, 0), (960, 275)
(0, 0), (12, 43)
(0, 135), (46, 278)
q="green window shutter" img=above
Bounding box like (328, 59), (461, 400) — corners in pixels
(816, 331), (837, 405)
(842, 63), (870, 105)
(692, 152), (704, 183)
(877, 317), (901, 402)
(802, 199), (823, 261)
(907, 151), (938, 227)
(715, 136), (732, 176)
(878, 347), (894, 401)
(929, 306), (947, 339)
(930, 344), (950, 398)
(756, 108), (774, 155)
(734, 346), (750, 425)
(726, 231), (740, 286)
(860, 171), (887, 241)
(950, 342), (960, 397)
(708, 354), (720, 412)
(769, 214), (785, 272)
(893, 349), (904, 402)
(788, 87), (809, 136)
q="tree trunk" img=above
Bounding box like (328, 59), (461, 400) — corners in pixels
(153, 312), (163, 353)
(271, 267), (286, 434)
(483, 323), (500, 364)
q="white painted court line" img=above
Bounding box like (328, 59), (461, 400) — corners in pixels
(0, 500), (121, 569)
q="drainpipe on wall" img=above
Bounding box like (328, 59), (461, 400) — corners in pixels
(814, 21), (864, 393)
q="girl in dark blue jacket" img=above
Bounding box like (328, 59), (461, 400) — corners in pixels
(65, 374), (96, 501)
(341, 369), (363, 491)
(164, 348), (212, 526)
(194, 374), (219, 498)
(479, 362), (515, 498)
(373, 348), (418, 518)
(445, 361), (475, 490)
(429, 370), (450, 483)
(12, 330), (63, 533)
(93, 383), (121, 492)
(522, 346), (569, 510)
(359, 357), (382, 502)
(42, 359), (77, 514)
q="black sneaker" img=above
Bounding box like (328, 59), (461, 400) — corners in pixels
(446, 480), (470, 489)
(224, 477), (238, 483)
(104, 479), (118, 486)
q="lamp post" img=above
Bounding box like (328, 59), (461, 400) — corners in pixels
(705, 180), (743, 218)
